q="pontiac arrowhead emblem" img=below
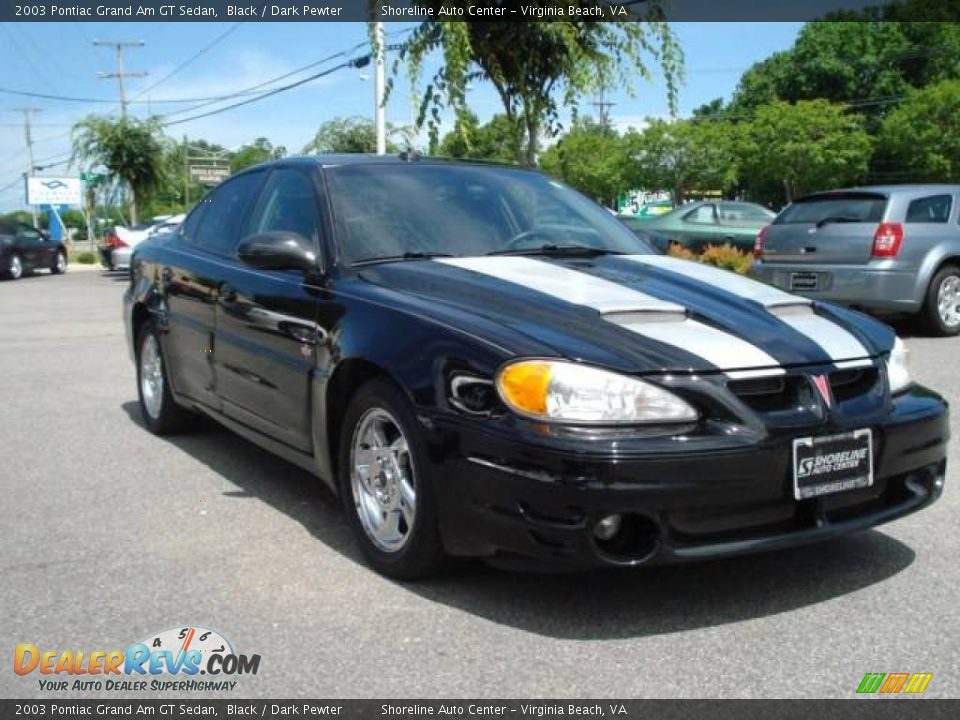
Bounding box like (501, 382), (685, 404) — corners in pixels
(812, 374), (832, 407)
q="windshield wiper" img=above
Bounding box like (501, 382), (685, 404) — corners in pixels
(815, 216), (861, 228)
(486, 244), (624, 257)
(352, 251), (455, 266)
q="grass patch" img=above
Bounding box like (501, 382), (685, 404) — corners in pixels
(72, 251), (97, 265)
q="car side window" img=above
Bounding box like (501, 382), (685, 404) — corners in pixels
(190, 171), (263, 256)
(683, 204), (717, 225)
(243, 168), (322, 248)
(905, 195), (952, 224)
(16, 224), (42, 244)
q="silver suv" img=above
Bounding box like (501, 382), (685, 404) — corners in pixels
(751, 186), (960, 336)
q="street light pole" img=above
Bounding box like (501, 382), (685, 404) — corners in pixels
(374, 21), (386, 155)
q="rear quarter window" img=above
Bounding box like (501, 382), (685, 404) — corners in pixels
(775, 195), (887, 225)
(905, 194), (952, 224)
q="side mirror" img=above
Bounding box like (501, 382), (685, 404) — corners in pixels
(237, 231), (318, 273)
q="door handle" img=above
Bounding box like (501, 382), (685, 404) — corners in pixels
(219, 283), (237, 303)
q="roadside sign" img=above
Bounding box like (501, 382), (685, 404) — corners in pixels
(189, 165), (231, 186)
(26, 176), (82, 206)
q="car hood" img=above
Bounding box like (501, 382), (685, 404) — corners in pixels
(353, 254), (894, 375)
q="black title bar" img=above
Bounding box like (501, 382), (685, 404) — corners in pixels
(2, 0), (954, 23)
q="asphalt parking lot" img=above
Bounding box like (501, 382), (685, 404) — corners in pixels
(1, 267), (958, 699)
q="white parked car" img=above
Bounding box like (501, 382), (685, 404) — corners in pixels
(110, 215), (184, 271)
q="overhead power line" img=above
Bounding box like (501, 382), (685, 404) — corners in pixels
(132, 23), (242, 100)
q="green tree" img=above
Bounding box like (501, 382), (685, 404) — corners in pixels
(392, 6), (683, 166)
(302, 116), (408, 154)
(231, 137), (286, 172)
(437, 112), (518, 163)
(879, 79), (960, 182)
(539, 119), (626, 207)
(622, 118), (740, 205)
(739, 100), (871, 202)
(71, 116), (168, 225)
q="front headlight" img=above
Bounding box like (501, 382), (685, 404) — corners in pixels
(887, 337), (911, 394)
(495, 359), (698, 425)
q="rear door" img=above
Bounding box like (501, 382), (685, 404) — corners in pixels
(162, 171), (265, 410)
(675, 203), (720, 251)
(762, 192), (888, 265)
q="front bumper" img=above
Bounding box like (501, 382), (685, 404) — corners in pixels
(750, 261), (922, 312)
(431, 387), (948, 570)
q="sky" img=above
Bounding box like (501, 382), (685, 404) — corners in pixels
(0, 21), (804, 212)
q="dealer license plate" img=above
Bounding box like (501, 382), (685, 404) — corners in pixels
(792, 429), (873, 500)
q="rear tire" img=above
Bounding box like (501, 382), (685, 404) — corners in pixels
(136, 320), (197, 434)
(50, 251), (67, 274)
(923, 265), (960, 336)
(338, 378), (446, 580)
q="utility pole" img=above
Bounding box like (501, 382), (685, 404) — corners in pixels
(590, 92), (616, 129)
(12, 107), (40, 226)
(93, 40), (147, 118)
(373, 22), (386, 155)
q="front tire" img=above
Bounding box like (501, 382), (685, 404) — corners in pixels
(3, 253), (22, 280)
(923, 265), (960, 336)
(338, 378), (446, 580)
(136, 320), (197, 434)
(51, 250), (67, 274)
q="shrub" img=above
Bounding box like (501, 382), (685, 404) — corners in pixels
(73, 251), (97, 265)
(666, 243), (696, 261)
(698, 243), (753, 274)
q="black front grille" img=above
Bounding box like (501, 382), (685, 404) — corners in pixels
(727, 365), (879, 414)
(727, 375), (805, 413)
(830, 367), (879, 402)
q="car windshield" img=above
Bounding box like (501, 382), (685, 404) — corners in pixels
(326, 163), (653, 264)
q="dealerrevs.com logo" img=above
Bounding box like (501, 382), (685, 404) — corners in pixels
(14, 626), (261, 692)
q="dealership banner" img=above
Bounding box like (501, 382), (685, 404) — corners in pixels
(1, 700), (958, 719)
(4, 0), (959, 23)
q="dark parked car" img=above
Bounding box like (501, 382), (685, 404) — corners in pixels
(123, 156), (948, 579)
(751, 186), (960, 335)
(0, 220), (67, 280)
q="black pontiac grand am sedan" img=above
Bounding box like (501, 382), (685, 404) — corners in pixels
(124, 156), (949, 579)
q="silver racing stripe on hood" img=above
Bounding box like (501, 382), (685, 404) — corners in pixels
(437, 256), (782, 375)
(439, 256), (683, 313)
(621, 255), (871, 363)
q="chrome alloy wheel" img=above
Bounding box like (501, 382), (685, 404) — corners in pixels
(9, 254), (22, 279)
(938, 275), (960, 328)
(140, 334), (164, 420)
(55, 252), (66, 273)
(350, 408), (417, 552)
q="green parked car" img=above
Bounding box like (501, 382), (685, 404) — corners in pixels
(620, 201), (775, 253)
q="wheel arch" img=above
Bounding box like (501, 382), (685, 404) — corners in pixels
(320, 357), (409, 490)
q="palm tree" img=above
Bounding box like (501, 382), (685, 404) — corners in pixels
(72, 116), (168, 225)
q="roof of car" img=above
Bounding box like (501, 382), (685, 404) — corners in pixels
(244, 153), (523, 171)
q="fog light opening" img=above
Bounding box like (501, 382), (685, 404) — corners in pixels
(593, 514), (622, 541)
(593, 513), (660, 563)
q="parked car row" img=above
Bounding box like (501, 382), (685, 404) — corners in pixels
(0, 220), (67, 280)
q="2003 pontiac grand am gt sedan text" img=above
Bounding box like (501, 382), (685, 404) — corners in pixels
(123, 156), (949, 579)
